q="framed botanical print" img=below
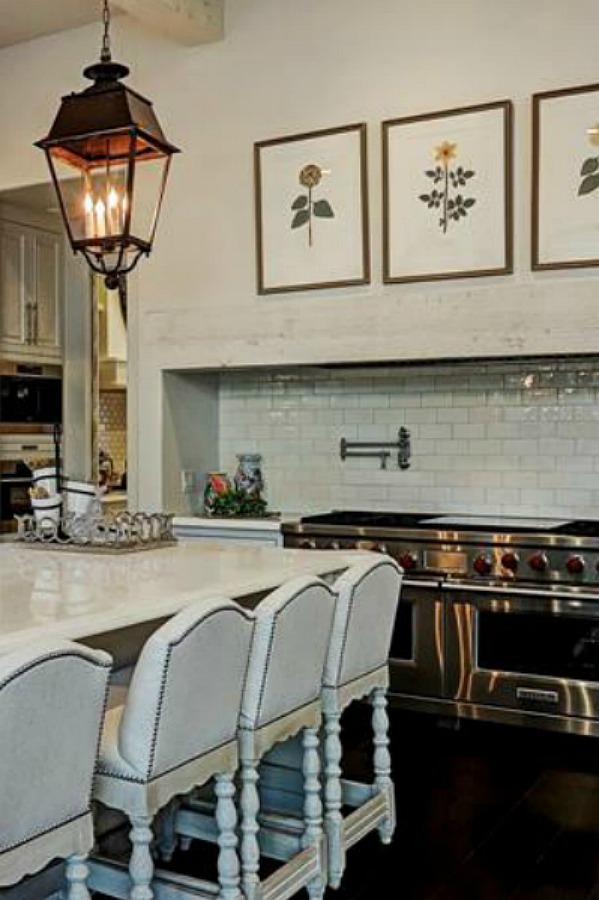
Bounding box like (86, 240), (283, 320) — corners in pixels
(533, 82), (599, 270)
(254, 123), (370, 294)
(382, 100), (513, 283)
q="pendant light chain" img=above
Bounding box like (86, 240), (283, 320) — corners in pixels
(101, 0), (112, 63)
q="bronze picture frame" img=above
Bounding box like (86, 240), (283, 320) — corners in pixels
(382, 100), (513, 284)
(532, 82), (599, 271)
(254, 123), (370, 295)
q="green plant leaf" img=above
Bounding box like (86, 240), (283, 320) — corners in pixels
(291, 194), (308, 210)
(313, 199), (334, 218)
(464, 198), (476, 208)
(419, 194), (431, 203)
(425, 169), (436, 178)
(464, 170), (475, 179)
(580, 158), (599, 176)
(578, 173), (599, 195)
(291, 209), (310, 228)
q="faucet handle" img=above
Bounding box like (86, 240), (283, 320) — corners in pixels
(398, 427), (411, 469)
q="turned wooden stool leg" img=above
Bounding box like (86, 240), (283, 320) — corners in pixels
(65, 853), (91, 900)
(372, 687), (395, 844)
(215, 772), (242, 900)
(156, 798), (179, 861)
(130, 815), (154, 900)
(323, 693), (345, 888)
(240, 731), (260, 900)
(303, 725), (325, 900)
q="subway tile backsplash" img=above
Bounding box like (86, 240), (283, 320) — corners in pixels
(218, 359), (599, 518)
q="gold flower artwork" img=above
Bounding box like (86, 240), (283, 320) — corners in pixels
(578, 126), (599, 196)
(419, 141), (476, 233)
(291, 163), (334, 247)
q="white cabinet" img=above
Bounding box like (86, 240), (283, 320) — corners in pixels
(0, 221), (63, 361)
(173, 517), (283, 547)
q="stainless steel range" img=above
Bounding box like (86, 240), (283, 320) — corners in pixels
(283, 511), (599, 737)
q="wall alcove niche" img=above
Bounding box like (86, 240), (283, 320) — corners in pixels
(162, 355), (599, 523)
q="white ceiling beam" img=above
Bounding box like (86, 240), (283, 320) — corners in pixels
(112, 0), (223, 46)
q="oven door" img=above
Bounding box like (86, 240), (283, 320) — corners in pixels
(389, 578), (445, 700)
(445, 583), (599, 724)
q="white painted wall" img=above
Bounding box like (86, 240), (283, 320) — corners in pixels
(3, 1), (599, 508)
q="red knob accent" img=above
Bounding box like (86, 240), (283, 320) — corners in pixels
(501, 551), (519, 572)
(398, 551), (418, 570)
(473, 554), (492, 576)
(566, 554), (585, 574)
(528, 552), (548, 572)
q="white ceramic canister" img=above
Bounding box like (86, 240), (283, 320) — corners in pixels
(31, 466), (60, 497)
(64, 479), (100, 517)
(31, 494), (62, 534)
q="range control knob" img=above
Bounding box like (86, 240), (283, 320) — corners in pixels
(398, 551), (418, 571)
(299, 538), (316, 550)
(528, 552), (549, 573)
(327, 540), (341, 551)
(473, 554), (493, 576)
(566, 554), (585, 575)
(501, 551), (519, 572)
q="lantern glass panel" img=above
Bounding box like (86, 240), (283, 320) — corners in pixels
(48, 142), (131, 248)
(128, 137), (170, 247)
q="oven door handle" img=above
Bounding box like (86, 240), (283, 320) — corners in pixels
(444, 580), (599, 601)
(403, 578), (443, 589)
(444, 583), (599, 614)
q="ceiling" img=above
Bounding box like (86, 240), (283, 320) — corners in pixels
(0, 0), (101, 49)
(0, 0), (223, 49)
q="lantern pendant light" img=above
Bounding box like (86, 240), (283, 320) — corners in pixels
(36, 0), (180, 293)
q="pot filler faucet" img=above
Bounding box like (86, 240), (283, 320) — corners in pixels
(339, 427), (411, 470)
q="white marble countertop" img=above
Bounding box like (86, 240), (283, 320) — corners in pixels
(0, 541), (361, 654)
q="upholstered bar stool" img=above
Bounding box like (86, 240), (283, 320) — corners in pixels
(88, 597), (255, 900)
(256, 556), (402, 889)
(174, 575), (337, 900)
(0, 640), (111, 899)
(322, 555), (403, 887)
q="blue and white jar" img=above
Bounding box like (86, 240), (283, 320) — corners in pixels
(234, 453), (265, 498)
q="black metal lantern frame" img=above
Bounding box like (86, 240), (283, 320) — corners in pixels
(36, 1), (179, 291)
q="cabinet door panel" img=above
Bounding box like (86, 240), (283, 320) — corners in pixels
(33, 230), (62, 355)
(0, 222), (26, 346)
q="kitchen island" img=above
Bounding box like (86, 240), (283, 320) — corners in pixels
(0, 540), (360, 654)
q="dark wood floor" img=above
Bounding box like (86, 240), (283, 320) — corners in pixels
(334, 707), (599, 900)
(98, 707), (599, 899)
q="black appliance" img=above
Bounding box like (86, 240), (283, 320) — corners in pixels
(0, 362), (62, 426)
(283, 511), (599, 737)
(0, 459), (34, 534)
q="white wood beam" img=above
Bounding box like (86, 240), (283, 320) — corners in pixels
(113, 0), (223, 46)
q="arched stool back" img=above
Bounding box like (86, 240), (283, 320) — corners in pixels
(90, 597), (254, 900)
(323, 555), (403, 887)
(239, 575), (337, 900)
(0, 640), (111, 897)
